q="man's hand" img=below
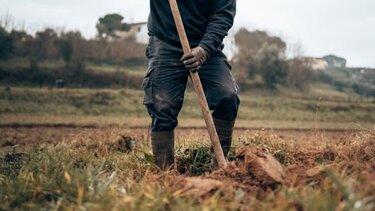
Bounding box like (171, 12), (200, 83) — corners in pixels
(181, 46), (209, 72)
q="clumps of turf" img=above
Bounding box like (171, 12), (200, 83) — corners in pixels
(0, 153), (29, 178)
(175, 143), (212, 175)
(174, 141), (238, 176)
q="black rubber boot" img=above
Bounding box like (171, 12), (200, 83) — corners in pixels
(211, 118), (235, 170)
(151, 131), (175, 171)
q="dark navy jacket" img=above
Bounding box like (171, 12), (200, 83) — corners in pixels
(147, 0), (236, 56)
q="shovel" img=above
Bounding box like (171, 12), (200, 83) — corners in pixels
(168, 0), (227, 168)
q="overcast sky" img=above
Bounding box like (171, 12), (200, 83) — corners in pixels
(1, 0), (374, 67)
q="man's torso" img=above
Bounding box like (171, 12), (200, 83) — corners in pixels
(148, 0), (214, 48)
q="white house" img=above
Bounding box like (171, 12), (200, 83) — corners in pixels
(110, 22), (147, 42)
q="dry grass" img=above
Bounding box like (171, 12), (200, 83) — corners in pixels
(1, 86), (374, 123)
(0, 127), (374, 210)
(1, 114), (373, 131)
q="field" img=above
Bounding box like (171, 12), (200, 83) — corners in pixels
(0, 85), (374, 210)
(1, 85), (374, 123)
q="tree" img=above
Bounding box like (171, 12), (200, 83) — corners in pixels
(0, 26), (14, 60)
(234, 28), (287, 88)
(96, 14), (130, 39)
(34, 28), (59, 60)
(9, 30), (31, 58)
(57, 31), (84, 66)
(286, 58), (314, 90)
(22, 28), (59, 68)
(235, 29), (286, 55)
(256, 44), (287, 88)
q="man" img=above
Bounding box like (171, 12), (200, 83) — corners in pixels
(142, 0), (240, 170)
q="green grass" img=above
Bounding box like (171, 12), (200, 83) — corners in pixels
(0, 58), (66, 70)
(0, 58), (146, 75)
(0, 86), (374, 123)
(87, 63), (146, 76)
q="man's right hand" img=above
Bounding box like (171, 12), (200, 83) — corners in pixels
(181, 46), (208, 72)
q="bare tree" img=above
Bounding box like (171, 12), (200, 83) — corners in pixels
(0, 11), (14, 31)
(286, 42), (314, 90)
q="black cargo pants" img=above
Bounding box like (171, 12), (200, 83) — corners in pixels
(142, 36), (240, 132)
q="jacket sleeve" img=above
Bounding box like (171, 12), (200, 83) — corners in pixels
(199, 0), (236, 56)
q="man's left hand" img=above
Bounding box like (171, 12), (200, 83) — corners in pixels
(181, 46), (208, 72)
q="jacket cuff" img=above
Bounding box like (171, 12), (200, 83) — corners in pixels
(198, 43), (213, 58)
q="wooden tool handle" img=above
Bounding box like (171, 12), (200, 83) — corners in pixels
(168, 0), (227, 168)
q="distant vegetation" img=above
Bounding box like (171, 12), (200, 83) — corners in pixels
(0, 13), (374, 97)
(0, 13), (146, 88)
(234, 29), (289, 89)
(318, 67), (375, 98)
(233, 28), (375, 97)
(1, 86), (374, 123)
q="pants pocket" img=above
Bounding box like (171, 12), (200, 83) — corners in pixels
(224, 60), (232, 70)
(141, 76), (154, 105)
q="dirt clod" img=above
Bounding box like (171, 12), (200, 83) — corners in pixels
(115, 135), (136, 153)
(178, 177), (223, 197)
(235, 147), (286, 185)
(208, 147), (286, 191)
(306, 165), (332, 177)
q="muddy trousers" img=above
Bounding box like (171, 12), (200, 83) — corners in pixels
(142, 58), (240, 132)
(143, 56), (240, 169)
(142, 36), (240, 169)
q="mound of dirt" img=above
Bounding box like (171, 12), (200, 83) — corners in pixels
(209, 147), (286, 188)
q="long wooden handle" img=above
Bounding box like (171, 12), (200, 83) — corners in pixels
(168, 0), (227, 168)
